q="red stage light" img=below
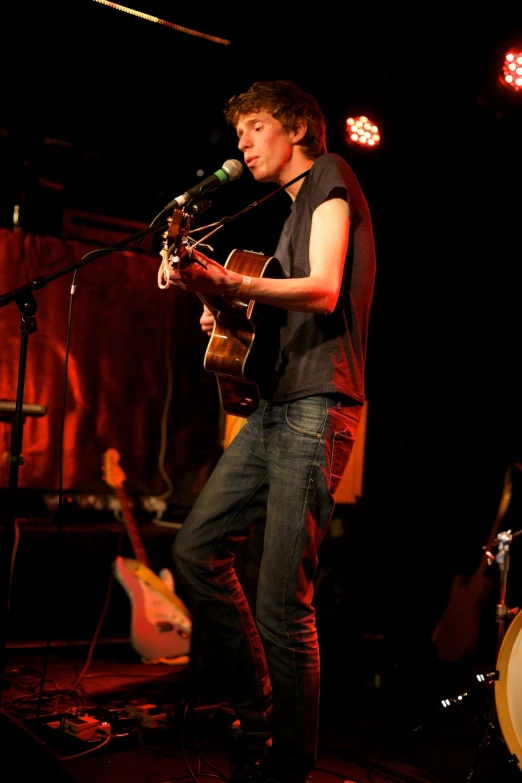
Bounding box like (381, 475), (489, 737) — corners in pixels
(345, 115), (381, 149)
(499, 48), (522, 94)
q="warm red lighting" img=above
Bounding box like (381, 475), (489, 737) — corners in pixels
(499, 48), (522, 93)
(345, 115), (381, 148)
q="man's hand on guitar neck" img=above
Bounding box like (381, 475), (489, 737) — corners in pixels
(169, 247), (243, 296)
(200, 305), (214, 335)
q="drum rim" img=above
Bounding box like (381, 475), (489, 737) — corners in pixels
(495, 608), (522, 769)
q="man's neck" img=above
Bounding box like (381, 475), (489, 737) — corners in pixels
(282, 154), (316, 201)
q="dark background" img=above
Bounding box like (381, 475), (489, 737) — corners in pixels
(2, 2), (522, 706)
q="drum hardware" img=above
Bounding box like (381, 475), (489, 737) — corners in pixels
(475, 670), (497, 685)
(492, 528), (522, 775)
(466, 526), (522, 779)
(483, 528), (522, 657)
(440, 690), (469, 709)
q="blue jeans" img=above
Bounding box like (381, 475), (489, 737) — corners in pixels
(173, 394), (362, 777)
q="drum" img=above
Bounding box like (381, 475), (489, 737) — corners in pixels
(495, 607), (522, 769)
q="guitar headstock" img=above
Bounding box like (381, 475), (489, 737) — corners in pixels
(102, 448), (126, 489)
(158, 207), (196, 290)
(164, 208), (194, 266)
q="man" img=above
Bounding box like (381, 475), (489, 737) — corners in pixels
(170, 80), (376, 783)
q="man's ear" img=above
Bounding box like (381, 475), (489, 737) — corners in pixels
(293, 122), (308, 144)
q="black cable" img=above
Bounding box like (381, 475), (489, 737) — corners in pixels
(312, 764), (365, 781)
(150, 169), (308, 236)
(3, 680), (85, 717)
(70, 530), (126, 691)
(191, 732), (228, 779)
(3, 666), (43, 692)
(10, 530), (125, 721)
(57, 266), (78, 517)
(465, 691), (497, 781)
(177, 699), (228, 783)
(181, 700), (203, 783)
(35, 266), (79, 719)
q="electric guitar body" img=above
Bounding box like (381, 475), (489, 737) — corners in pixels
(113, 556), (191, 661)
(102, 448), (191, 662)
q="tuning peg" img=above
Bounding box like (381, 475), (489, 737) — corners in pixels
(485, 550), (496, 566)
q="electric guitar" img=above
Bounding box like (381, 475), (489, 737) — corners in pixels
(102, 448), (192, 661)
(431, 465), (514, 662)
(160, 207), (284, 417)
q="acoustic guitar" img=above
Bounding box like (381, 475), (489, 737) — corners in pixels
(160, 207), (284, 417)
(102, 448), (192, 662)
(431, 465), (514, 662)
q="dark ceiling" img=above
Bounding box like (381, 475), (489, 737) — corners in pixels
(2, 3), (520, 233)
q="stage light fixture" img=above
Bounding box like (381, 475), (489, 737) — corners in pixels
(498, 47), (522, 94)
(345, 115), (381, 149)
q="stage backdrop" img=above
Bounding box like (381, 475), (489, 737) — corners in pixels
(0, 228), (222, 505)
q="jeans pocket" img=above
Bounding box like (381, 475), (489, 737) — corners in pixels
(326, 407), (360, 493)
(329, 430), (356, 493)
(284, 396), (328, 437)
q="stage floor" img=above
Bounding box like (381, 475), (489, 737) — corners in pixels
(1, 638), (519, 783)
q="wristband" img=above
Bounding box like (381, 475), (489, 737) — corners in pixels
(236, 275), (252, 296)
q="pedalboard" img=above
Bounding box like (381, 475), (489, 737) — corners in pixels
(28, 699), (175, 749)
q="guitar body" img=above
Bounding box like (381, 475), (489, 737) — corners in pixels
(431, 569), (494, 662)
(114, 556), (192, 660)
(202, 249), (284, 417)
(431, 465), (514, 662)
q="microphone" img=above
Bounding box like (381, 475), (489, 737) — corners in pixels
(165, 159), (243, 210)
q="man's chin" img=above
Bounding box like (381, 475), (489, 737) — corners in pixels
(251, 170), (273, 183)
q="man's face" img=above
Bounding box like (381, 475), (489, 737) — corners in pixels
(236, 111), (295, 183)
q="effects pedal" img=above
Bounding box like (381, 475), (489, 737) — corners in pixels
(63, 713), (110, 741)
(125, 702), (168, 728)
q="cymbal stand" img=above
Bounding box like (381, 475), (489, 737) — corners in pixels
(490, 530), (519, 658)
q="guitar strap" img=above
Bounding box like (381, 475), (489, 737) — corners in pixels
(183, 169), (311, 256)
(221, 168), (311, 225)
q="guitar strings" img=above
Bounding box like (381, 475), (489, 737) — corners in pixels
(157, 169), (310, 289)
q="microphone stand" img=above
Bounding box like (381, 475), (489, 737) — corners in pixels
(0, 165), (310, 693)
(0, 219), (168, 695)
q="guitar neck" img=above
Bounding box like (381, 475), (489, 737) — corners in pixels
(196, 292), (221, 313)
(114, 487), (151, 569)
(479, 465), (514, 569)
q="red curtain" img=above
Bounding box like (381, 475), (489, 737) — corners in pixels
(0, 229), (222, 503)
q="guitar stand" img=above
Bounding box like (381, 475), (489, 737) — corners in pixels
(466, 527), (522, 780)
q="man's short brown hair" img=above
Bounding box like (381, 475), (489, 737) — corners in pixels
(224, 80), (327, 159)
